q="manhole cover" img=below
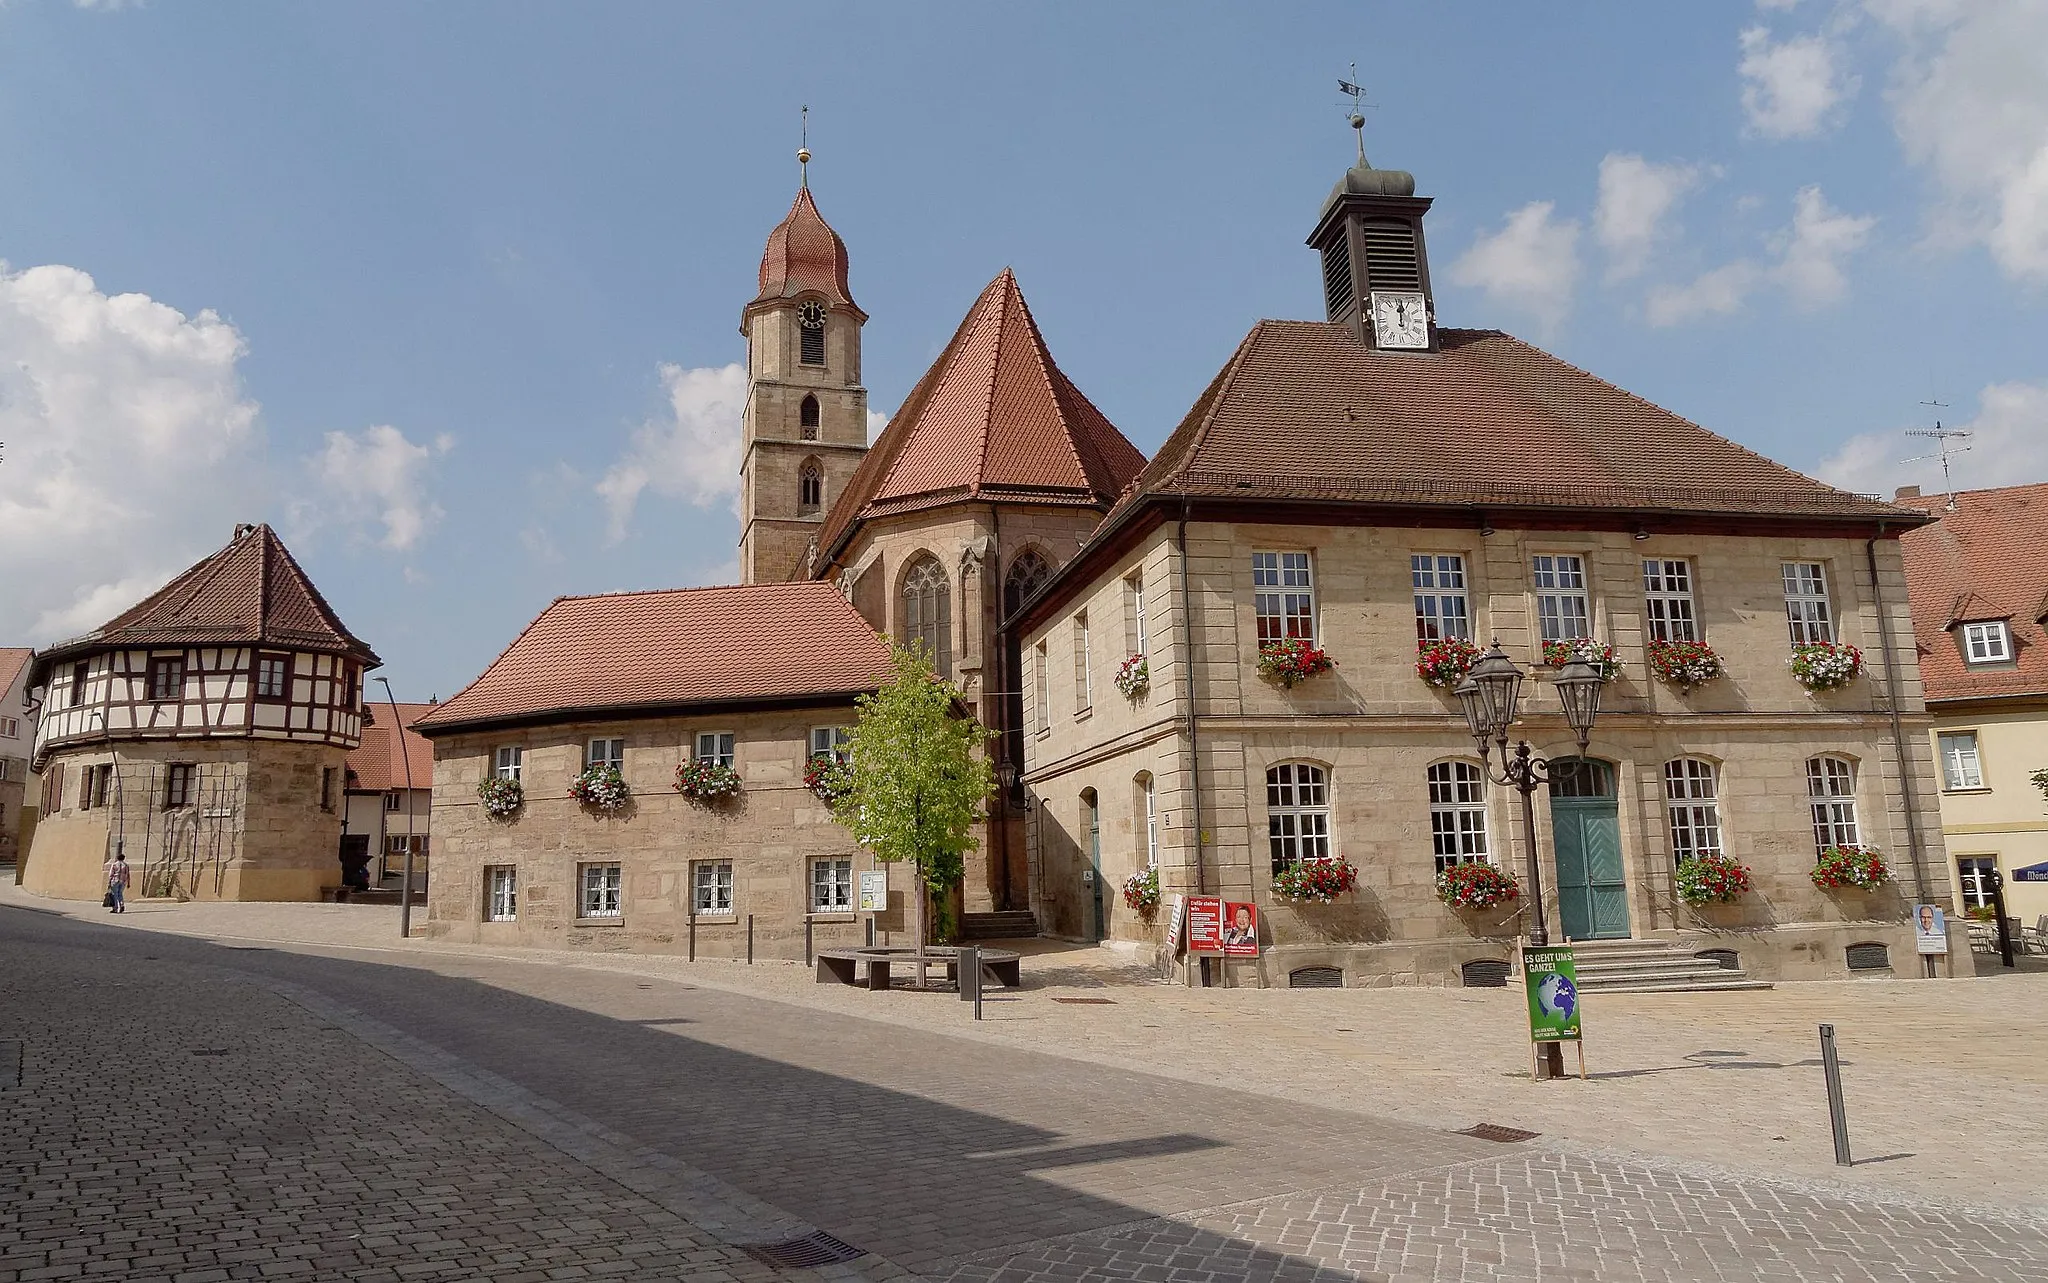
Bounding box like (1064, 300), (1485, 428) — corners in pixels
(1052, 997), (1116, 1005)
(739, 1231), (865, 1268)
(1459, 1123), (1539, 1143)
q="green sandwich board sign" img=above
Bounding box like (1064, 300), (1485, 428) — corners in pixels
(1522, 945), (1582, 1043)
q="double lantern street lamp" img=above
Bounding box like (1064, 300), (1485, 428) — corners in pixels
(1454, 641), (1606, 1081)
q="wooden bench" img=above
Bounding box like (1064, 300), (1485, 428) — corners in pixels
(814, 946), (1021, 991)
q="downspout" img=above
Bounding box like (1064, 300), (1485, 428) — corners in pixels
(989, 503), (1012, 911)
(1867, 528), (1930, 905)
(1176, 498), (1208, 896)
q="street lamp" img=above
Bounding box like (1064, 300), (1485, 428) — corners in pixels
(374, 676), (418, 939)
(1454, 640), (1606, 1081)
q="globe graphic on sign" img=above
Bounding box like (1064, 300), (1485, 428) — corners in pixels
(1538, 973), (1577, 1020)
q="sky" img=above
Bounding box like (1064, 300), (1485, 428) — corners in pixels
(3, 1), (2044, 701)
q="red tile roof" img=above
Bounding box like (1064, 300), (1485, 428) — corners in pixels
(752, 186), (861, 315)
(1131, 322), (1914, 518)
(1899, 484), (2048, 703)
(0, 648), (32, 700)
(32, 524), (378, 676)
(416, 582), (894, 733)
(817, 269), (1146, 563)
(346, 702), (438, 792)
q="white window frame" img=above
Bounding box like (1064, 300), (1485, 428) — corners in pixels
(1532, 554), (1591, 643)
(810, 857), (853, 913)
(579, 863), (623, 919)
(1937, 731), (1985, 791)
(695, 731), (736, 768)
(1783, 563), (1834, 645)
(383, 792), (402, 812)
(494, 746), (523, 781)
(1129, 571), (1148, 656)
(1957, 856), (1997, 910)
(1253, 552), (1316, 645)
(1664, 759), (1723, 865)
(485, 866), (518, 922)
(0, 715), (17, 739)
(1961, 621), (2012, 664)
(1427, 760), (1490, 874)
(1642, 559), (1699, 643)
(1073, 611), (1091, 712)
(692, 860), (734, 915)
(1266, 763), (1331, 873)
(1033, 640), (1050, 734)
(1142, 775), (1159, 868)
(254, 654), (290, 700)
(585, 737), (626, 770)
(1806, 756), (1860, 853)
(810, 726), (851, 761)
(1411, 554), (1471, 642)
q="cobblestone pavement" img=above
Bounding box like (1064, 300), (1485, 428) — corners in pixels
(5, 893), (2047, 1282)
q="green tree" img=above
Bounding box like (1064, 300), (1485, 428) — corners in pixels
(832, 644), (994, 961)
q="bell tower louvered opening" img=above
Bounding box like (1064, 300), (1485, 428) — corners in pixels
(1322, 238), (1355, 323)
(1306, 159), (1437, 351)
(1362, 219), (1422, 292)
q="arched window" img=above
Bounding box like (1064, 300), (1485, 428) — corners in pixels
(1002, 548), (1052, 616)
(1806, 756), (1859, 853)
(1266, 763), (1330, 874)
(901, 555), (951, 677)
(798, 459), (823, 514)
(1427, 761), (1488, 874)
(800, 394), (820, 441)
(1665, 759), (1722, 865)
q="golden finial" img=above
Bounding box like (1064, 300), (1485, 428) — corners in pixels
(798, 104), (811, 187)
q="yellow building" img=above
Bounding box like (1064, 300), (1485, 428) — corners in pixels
(1900, 483), (2048, 930)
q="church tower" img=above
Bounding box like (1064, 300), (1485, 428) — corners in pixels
(738, 157), (871, 584)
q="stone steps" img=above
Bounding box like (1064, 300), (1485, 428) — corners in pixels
(1567, 939), (1772, 994)
(958, 911), (1039, 941)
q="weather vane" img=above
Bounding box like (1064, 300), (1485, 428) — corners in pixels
(798, 104), (811, 188)
(1337, 64), (1369, 165)
(1900, 398), (1972, 511)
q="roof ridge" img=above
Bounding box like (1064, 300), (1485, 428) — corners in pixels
(1145, 321), (1268, 493)
(1003, 271), (1098, 493)
(549, 581), (837, 605)
(971, 272), (1009, 495)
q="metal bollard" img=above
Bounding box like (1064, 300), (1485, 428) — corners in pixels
(1819, 1023), (1852, 1166)
(687, 909), (696, 963)
(746, 914), (755, 965)
(960, 944), (981, 1019)
(804, 917), (813, 967)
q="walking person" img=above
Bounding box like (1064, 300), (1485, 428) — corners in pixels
(104, 852), (132, 914)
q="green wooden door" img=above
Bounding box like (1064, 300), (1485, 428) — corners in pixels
(1549, 760), (1630, 941)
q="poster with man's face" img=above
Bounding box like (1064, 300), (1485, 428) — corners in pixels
(1914, 903), (1948, 956)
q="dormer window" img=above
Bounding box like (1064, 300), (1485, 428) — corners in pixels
(1961, 620), (2012, 664)
(797, 300), (827, 366)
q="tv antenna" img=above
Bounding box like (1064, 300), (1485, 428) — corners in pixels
(1337, 65), (1370, 165)
(1900, 399), (1971, 511)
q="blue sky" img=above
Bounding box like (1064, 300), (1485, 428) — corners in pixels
(4, 1), (2044, 700)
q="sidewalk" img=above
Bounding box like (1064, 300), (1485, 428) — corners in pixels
(13, 884), (2045, 1217)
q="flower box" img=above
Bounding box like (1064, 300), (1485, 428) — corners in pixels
(1114, 654), (1150, 699)
(1436, 861), (1520, 910)
(1258, 638), (1335, 689)
(804, 752), (850, 805)
(1811, 844), (1888, 891)
(1646, 638), (1724, 692)
(1790, 641), (1862, 692)
(1674, 851), (1751, 904)
(1541, 637), (1624, 681)
(477, 776), (524, 819)
(1121, 866), (1160, 913)
(1271, 857), (1358, 903)
(1416, 636), (1481, 688)
(568, 764), (630, 813)
(674, 759), (742, 802)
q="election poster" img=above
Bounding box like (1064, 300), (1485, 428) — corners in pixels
(1186, 896), (1223, 955)
(1522, 945), (1582, 1043)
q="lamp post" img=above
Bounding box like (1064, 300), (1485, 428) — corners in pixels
(374, 676), (417, 939)
(1454, 640), (1606, 1081)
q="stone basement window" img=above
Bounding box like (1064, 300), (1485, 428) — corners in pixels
(486, 866), (517, 922)
(811, 858), (852, 913)
(693, 861), (733, 915)
(579, 863), (622, 919)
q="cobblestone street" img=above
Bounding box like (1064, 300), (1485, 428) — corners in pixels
(3, 896), (2045, 1281)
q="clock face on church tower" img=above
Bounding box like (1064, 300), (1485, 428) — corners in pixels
(797, 301), (828, 329)
(1369, 291), (1429, 350)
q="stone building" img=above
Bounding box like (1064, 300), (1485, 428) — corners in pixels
(1898, 482), (2048, 927)
(414, 583), (897, 958)
(23, 524), (379, 902)
(1008, 156), (1960, 984)
(342, 700), (436, 892)
(0, 647), (32, 865)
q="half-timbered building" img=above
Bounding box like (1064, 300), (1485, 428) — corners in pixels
(24, 523), (380, 901)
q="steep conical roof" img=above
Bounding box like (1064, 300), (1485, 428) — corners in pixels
(35, 523), (379, 670)
(816, 269), (1146, 563)
(751, 185), (861, 315)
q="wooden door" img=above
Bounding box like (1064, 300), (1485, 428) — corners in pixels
(1548, 760), (1629, 941)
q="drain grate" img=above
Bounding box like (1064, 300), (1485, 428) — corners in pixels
(739, 1231), (866, 1268)
(1459, 1123), (1539, 1143)
(1051, 996), (1116, 1005)
(189, 1048), (232, 1057)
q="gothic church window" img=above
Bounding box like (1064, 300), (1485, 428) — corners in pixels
(902, 555), (952, 678)
(799, 459), (823, 514)
(800, 394), (820, 441)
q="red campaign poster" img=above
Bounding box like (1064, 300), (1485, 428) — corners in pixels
(1186, 896), (1223, 955)
(1220, 901), (1260, 958)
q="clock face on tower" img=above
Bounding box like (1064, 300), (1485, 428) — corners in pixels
(797, 301), (828, 329)
(1369, 291), (1429, 350)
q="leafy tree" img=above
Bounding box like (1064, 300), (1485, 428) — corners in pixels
(832, 644), (993, 959)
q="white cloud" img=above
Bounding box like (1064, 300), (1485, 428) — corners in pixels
(1646, 262), (1763, 327)
(0, 262), (266, 644)
(1775, 185), (1877, 306)
(594, 361), (747, 543)
(295, 424), (452, 551)
(1870, 0), (2048, 281)
(1815, 381), (2048, 498)
(1739, 26), (1859, 138)
(1594, 153), (1704, 279)
(1446, 201), (1582, 332)
(868, 409), (890, 442)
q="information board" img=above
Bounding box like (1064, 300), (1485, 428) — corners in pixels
(1522, 945), (1582, 1043)
(858, 870), (888, 913)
